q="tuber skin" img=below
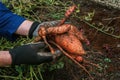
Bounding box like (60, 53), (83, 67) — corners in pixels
(75, 56), (83, 62)
(55, 33), (85, 55)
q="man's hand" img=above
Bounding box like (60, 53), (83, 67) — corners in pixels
(29, 20), (61, 38)
(9, 42), (62, 65)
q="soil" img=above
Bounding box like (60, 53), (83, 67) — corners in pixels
(43, 1), (120, 80)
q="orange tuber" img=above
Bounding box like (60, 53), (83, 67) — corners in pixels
(55, 33), (85, 55)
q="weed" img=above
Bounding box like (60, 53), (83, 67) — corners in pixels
(104, 58), (111, 63)
(84, 11), (95, 21)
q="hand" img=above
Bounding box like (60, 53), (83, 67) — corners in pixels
(28, 20), (61, 38)
(29, 20), (71, 38)
(9, 42), (62, 65)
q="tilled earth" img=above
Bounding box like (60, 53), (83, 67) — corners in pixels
(43, 1), (120, 80)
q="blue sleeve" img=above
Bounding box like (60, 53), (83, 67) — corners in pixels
(0, 2), (26, 41)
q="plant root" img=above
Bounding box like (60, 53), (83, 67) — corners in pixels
(50, 41), (94, 80)
(42, 36), (55, 54)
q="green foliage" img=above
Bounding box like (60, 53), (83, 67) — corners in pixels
(104, 58), (111, 63)
(97, 57), (111, 73)
(2, 0), (73, 21)
(84, 11), (95, 21)
(48, 62), (64, 71)
(0, 37), (32, 50)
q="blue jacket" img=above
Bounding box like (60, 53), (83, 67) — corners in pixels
(0, 2), (26, 40)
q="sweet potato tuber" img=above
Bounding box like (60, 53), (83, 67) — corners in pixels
(35, 24), (88, 56)
(55, 33), (85, 55)
(34, 4), (88, 59)
(75, 56), (83, 62)
(34, 5), (93, 78)
(58, 5), (77, 25)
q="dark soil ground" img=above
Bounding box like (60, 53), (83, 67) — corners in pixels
(43, 1), (120, 80)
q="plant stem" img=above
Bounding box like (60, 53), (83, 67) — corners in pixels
(83, 20), (120, 38)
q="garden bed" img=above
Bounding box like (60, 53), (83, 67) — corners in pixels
(42, 0), (120, 80)
(0, 0), (120, 80)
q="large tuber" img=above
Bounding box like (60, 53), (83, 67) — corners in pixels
(55, 33), (85, 55)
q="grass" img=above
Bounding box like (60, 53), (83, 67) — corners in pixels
(0, 0), (73, 80)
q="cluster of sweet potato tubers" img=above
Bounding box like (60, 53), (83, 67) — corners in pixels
(34, 23), (89, 62)
(34, 5), (90, 62)
(34, 5), (95, 79)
